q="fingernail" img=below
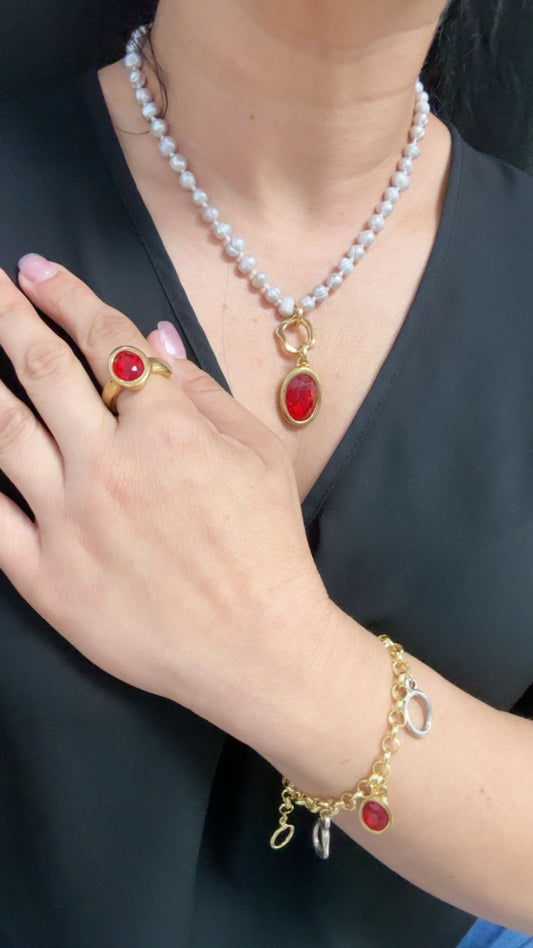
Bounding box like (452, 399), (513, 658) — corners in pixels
(18, 253), (58, 283)
(157, 321), (187, 359)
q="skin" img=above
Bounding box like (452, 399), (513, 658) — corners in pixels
(99, 0), (452, 497)
(0, 0), (532, 934)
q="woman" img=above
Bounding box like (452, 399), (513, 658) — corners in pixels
(0, 0), (532, 945)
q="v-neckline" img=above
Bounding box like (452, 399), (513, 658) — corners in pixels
(84, 70), (463, 528)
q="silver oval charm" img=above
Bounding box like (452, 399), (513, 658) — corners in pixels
(404, 687), (432, 738)
(312, 817), (331, 860)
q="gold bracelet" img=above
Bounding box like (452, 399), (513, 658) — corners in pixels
(270, 635), (432, 859)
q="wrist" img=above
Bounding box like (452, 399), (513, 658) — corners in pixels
(251, 602), (386, 788)
(233, 584), (341, 758)
(270, 634), (433, 856)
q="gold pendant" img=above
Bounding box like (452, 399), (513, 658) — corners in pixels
(275, 309), (321, 427)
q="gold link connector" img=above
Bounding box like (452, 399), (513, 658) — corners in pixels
(269, 636), (432, 858)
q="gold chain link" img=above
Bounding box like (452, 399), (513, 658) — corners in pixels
(270, 636), (427, 850)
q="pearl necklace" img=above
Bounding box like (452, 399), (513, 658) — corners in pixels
(124, 25), (430, 426)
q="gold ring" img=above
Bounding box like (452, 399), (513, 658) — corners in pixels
(101, 346), (172, 413)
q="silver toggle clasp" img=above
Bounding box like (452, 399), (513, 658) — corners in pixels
(312, 816), (331, 860)
(404, 678), (432, 739)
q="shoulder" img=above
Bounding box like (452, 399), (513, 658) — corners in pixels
(438, 127), (533, 301)
(450, 126), (533, 234)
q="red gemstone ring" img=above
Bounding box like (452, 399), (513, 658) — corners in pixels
(101, 346), (172, 414)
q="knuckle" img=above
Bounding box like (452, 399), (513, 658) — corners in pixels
(23, 337), (74, 384)
(0, 403), (33, 452)
(101, 460), (138, 507)
(152, 410), (197, 452)
(80, 308), (129, 359)
(86, 443), (137, 509)
(148, 411), (211, 472)
(52, 281), (95, 325)
(264, 428), (289, 467)
(0, 289), (27, 322)
(53, 281), (98, 319)
(183, 371), (218, 400)
(263, 432), (294, 483)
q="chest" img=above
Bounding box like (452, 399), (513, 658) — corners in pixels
(96, 63), (453, 498)
(102, 84), (450, 498)
(139, 204), (440, 498)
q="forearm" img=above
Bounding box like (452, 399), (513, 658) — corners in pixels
(3, 257), (531, 938)
(256, 604), (533, 932)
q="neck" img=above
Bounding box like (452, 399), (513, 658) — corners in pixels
(148, 0), (445, 219)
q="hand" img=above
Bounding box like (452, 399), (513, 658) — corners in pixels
(0, 256), (333, 748)
(4, 262), (533, 932)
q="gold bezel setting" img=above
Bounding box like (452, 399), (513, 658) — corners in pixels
(101, 347), (172, 413)
(108, 346), (151, 390)
(279, 366), (321, 427)
(359, 797), (393, 835)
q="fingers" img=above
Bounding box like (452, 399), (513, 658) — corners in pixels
(18, 255), (157, 387)
(149, 326), (279, 455)
(15, 255), (278, 457)
(0, 379), (64, 515)
(0, 268), (114, 450)
(17, 255), (192, 421)
(0, 492), (40, 591)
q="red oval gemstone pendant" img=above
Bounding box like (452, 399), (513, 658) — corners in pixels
(112, 349), (145, 382)
(280, 366), (321, 426)
(360, 798), (392, 834)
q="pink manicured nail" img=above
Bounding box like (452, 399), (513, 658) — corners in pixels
(157, 321), (187, 359)
(18, 253), (58, 283)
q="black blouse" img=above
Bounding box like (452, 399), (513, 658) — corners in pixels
(0, 72), (532, 948)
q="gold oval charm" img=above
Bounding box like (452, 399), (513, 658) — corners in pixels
(279, 366), (321, 427)
(270, 823), (295, 850)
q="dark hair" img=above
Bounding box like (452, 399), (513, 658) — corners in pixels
(129, 0), (533, 172)
(423, 0), (533, 171)
(2, 1), (532, 171)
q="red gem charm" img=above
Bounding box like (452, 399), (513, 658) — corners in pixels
(360, 798), (392, 834)
(280, 367), (321, 426)
(111, 348), (146, 382)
